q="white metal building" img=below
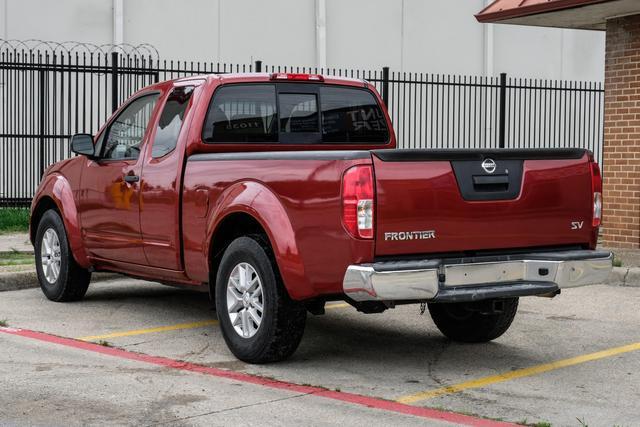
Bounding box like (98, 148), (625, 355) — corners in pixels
(0, 0), (605, 81)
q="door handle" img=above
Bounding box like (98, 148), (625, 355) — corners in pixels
(123, 174), (139, 183)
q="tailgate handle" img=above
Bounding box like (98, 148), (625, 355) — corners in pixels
(472, 174), (509, 192)
(473, 175), (509, 185)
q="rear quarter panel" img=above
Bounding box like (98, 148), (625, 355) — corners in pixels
(182, 154), (374, 300)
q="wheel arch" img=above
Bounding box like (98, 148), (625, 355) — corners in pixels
(205, 181), (308, 301)
(30, 174), (90, 268)
(208, 212), (270, 295)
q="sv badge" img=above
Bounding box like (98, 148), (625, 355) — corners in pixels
(571, 221), (584, 230)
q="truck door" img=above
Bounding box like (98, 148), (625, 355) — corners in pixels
(139, 84), (197, 270)
(78, 93), (160, 265)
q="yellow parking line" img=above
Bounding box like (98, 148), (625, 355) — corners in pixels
(77, 320), (218, 341)
(326, 302), (351, 310)
(396, 341), (640, 404)
(78, 303), (350, 342)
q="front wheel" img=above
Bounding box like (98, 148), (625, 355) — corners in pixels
(428, 298), (518, 343)
(35, 210), (91, 302)
(215, 236), (306, 363)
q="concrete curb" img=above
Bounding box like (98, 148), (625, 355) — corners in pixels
(0, 270), (122, 292)
(603, 266), (640, 287)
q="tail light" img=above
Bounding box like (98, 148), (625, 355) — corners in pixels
(270, 73), (324, 82)
(590, 161), (602, 227)
(342, 165), (374, 239)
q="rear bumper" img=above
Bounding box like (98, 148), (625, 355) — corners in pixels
(343, 250), (613, 303)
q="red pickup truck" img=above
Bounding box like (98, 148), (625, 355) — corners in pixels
(30, 72), (612, 363)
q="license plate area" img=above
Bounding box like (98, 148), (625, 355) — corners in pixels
(443, 260), (559, 287)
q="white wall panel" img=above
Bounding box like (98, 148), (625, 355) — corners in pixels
(1, 0), (605, 81)
(6, 0), (112, 45)
(402, 0), (485, 75)
(124, 0), (220, 62)
(219, 0), (316, 66)
(325, 0), (402, 70)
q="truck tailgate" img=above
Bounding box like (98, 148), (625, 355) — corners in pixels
(372, 149), (595, 256)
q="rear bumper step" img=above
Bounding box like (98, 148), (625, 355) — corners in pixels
(343, 250), (613, 303)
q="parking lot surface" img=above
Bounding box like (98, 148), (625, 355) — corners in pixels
(1, 277), (639, 426)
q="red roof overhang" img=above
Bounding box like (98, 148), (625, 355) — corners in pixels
(476, 0), (640, 30)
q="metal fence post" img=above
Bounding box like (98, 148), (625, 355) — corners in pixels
(255, 60), (262, 73)
(498, 72), (507, 149)
(149, 56), (160, 83)
(382, 66), (390, 107)
(38, 70), (46, 178)
(111, 51), (119, 113)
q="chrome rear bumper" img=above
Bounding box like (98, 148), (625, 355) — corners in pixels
(343, 250), (613, 303)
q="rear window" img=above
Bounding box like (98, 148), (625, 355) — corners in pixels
(320, 86), (389, 143)
(202, 85), (277, 143)
(203, 84), (388, 144)
(279, 93), (318, 133)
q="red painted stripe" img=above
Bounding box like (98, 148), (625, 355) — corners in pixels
(0, 326), (516, 427)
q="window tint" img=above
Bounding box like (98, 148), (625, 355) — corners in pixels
(152, 86), (194, 158)
(202, 84), (389, 145)
(279, 93), (319, 133)
(320, 87), (389, 143)
(203, 85), (277, 143)
(102, 93), (159, 160)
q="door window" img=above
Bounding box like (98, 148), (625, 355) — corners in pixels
(152, 86), (194, 158)
(101, 93), (160, 160)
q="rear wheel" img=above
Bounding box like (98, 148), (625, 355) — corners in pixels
(428, 298), (518, 343)
(35, 210), (91, 302)
(215, 236), (306, 363)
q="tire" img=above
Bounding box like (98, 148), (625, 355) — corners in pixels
(35, 210), (91, 302)
(215, 236), (306, 363)
(428, 298), (518, 343)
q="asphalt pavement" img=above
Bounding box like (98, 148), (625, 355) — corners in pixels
(1, 277), (638, 426)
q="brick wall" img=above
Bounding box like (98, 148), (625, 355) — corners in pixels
(601, 15), (640, 248)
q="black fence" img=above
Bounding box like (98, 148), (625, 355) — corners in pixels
(0, 41), (604, 207)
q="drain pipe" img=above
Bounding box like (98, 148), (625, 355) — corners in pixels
(483, 0), (494, 78)
(483, 0), (495, 141)
(1, 0), (7, 39)
(113, 0), (124, 46)
(315, 0), (327, 69)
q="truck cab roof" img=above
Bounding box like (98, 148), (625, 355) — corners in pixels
(171, 72), (369, 88)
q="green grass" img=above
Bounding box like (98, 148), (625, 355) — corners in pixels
(0, 208), (30, 234)
(0, 319), (7, 327)
(613, 257), (623, 267)
(518, 420), (552, 427)
(0, 251), (34, 266)
(576, 417), (589, 427)
(97, 340), (112, 347)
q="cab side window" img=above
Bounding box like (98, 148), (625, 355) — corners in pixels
(152, 86), (194, 158)
(101, 93), (159, 160)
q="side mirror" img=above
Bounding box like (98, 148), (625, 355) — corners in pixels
(71, 134), (95, 158)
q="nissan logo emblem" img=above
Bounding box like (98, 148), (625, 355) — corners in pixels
(481, 158), (497, 174)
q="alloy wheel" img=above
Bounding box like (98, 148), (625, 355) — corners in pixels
(226, 262), (264, 338)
